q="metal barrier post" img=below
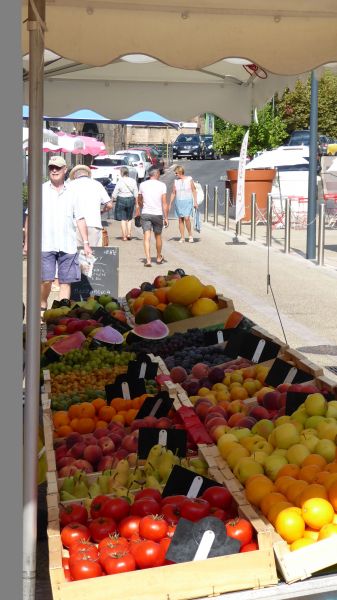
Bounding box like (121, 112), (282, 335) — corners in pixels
(237, 219), (242, 236)
(284, 197), (291, 254)
(317, 203), (325, 266)
(224, 188), (229, 231)
(204, 184), (209, 222)
(214, 186), (218, 226)
(250, 193), (256, 241)
(266, 193), (272, 246)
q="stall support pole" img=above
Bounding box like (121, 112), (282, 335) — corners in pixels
(317, 203), (325, 266)
(284, 197), (291, 254)
(214, 186), (218, 226)
(204, 184), (209, 222)
(250, 193), (256, 241)
(266, 193), (272, 247)
(224, 189), (229, 231)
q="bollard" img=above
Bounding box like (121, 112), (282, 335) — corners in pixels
(250, 193), (256, 241)
(284, 197), (291, 254)
(204, 184), (209, 222)
(214, 186), (218, 226)
(237, 219), (242, 236)
(317, 203), (325, 266)
(266, 193), (272, 246)
(224, 188), (230, 231)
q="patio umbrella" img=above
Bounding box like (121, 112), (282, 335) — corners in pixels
(57, 132), (106, 155)
(246, 147), (309, 169)
(22, 126), (61, 152)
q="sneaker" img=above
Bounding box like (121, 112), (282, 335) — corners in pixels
(178, 238), (185, 243)
(188, 237), (194, 243)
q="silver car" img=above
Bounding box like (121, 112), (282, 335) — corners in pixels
(90, 155), (138, 191)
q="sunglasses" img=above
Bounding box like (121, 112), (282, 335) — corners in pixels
(48, 165), (63, 171)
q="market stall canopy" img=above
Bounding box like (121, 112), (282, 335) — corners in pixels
(246, 147), (310, 169)
(22, 125), (61, 152)
(21, 1), (337, 74)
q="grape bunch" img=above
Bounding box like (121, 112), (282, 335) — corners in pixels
(125, 328), (214, 358)
(164, 345), (232, 373)
(44, 347), (136, 376)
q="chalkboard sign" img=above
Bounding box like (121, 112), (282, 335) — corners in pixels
(71, 246), (119, 300)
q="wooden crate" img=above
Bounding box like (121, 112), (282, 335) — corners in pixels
(273, 533), (337, 584)
(280, 348), (324, 379)
(250, 325), (288, 351)
(47, 527), (277, 600)
(167, 295), (235, 335)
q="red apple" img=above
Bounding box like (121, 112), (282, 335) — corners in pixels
(114, 448), (129, 460)
(97, 455), (117, 472)
(65, 432), (83, 449)
(72, 459), (94, 473)
(55, 445), (68, 461)
(262, 391), (282, 410)
(56, 456), (76, 470)
(83, 444), (103, 465)
(121, 432), (139, 453)
(68, 442), (86, 459)
(58, 464), (79, 477)
(156, 417), (173, 429)
(153, 275), (167, 288)
(93, 428), (110, 439)
(98, 437), (115, 455)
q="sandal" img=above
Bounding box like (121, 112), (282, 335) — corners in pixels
(144, 262), (152, 267)
(156, 256), (165, 264)
(178, 238), (185, 243)
(188, 237), (194, 243)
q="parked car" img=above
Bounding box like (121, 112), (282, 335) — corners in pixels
(172, 134), (206, 160)
(115, 149), (151, 181)
(200, 135), (219, 159)
(130, 146), (165, 174)
(287, 130), (331, 156)
(90, 155), (138, 194)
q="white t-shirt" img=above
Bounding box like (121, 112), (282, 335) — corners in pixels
(70, 177), (111, 229)
(139, 179), (167, 215)
(112, 176), (138, 199)
(41, 181), (84, 254)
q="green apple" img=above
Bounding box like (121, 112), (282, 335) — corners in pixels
(105, 301), (120, 312)
(286, 443), (311, 466)
(300, 431), (319, 452)
(290, 411), (307, 426)
(263, 454), (288, 481)
(98, 294), (114, 306)
(233, 457), (264, 484)
(304, 393), (327, 417)
(250, 450), (269, 465)
(305, 415), (326, 429)
(226, 446), (250, 470)
(315, 438), (336, 463)
(231, 427), (252, 441)
(251, 440), (274, 455)
(316, 420), (337, 441)
(274, 415), (291, 427)
(273, 423), (300, 449)
(326, 401), (337, 419)
(251, 419), (274, 440)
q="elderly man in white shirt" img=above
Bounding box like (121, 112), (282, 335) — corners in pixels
(24, 156), (92, 314)
(69, 164), (113, 247)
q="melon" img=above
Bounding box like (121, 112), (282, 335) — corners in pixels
(132, 320), (169, 340)
(93, 326), (124, 345)
(190, 298), (218, 316)
(134, 305), (163, 324)
(43, 331), (86, 363)
(166, 275), (203, 305)
(162, 303), (191, 323)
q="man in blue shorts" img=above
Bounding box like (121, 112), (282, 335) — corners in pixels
(136, 167), (168, 267)
(24, 156), (92, 313)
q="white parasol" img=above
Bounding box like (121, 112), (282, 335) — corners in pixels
(246, 146), (309, 169)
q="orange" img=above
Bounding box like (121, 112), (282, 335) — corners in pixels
(315, 471), (331, 486)
(260, 492), (287, 517)
(245, 473), (269, 488)
(132, 297), (145, 313)
(68, 404), (81, 420)
(125, 408), (138, 425)
(290, 538), (315, 551)
(76, 417), (95, 434)
(200, 284), (217, 299)
(303, 528), (319, 541)
(77, 402), (96, 419)
(299, 464), (321, 484)
(56, 425), (73, 438)
(141, 292), (159, 306)
(267, 501), (293, 526)
(113, 414), (125, 425)
(95, 419), (109, 430)
(230, 387), (249, 401)
(275, 508), (305, 543)
(110, 397), (127, 411)
(53, 411), (70, 428)
(156, 303), (167, 312)
(324, 473), (337, 492)
(245, 475), (276, 507)
(275, 476), (297, 495)
(99, 405), (116, 422)
(242, 366), (257, 379)
(327, 481), (337, 510)
(325, 463), (337, 473)
(286, 480), (308, 504)
(153, 287), (169, 303)
(301, 454), (327, 469)
(276, 464), (301, 480)
(91, 397), (107, 413)
(302, 498), (334, 530)
(297, 483), (328, 507)
(317, 523), (337, 540)
(70, 417), (79, 431)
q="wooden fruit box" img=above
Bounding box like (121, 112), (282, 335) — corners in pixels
(272, 533), (337, 584)
(46, 506), (278, 600)
(166, 295), (235, 335)
(279, 348), (324, 379)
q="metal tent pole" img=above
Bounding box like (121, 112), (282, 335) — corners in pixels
(23, 1), (45, 599)
(306, 70), (318, 259)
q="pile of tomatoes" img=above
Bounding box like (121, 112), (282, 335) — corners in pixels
(59, 486), (257, 581)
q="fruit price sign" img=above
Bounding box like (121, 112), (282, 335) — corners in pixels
(71, 246), (119, 300)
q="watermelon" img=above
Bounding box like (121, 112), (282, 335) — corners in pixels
(131, 319), (169, 340)
(42, 331), (86, 363)
(92, 326), (124, 345)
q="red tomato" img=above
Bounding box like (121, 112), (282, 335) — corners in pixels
(154, 537), (172, 567)
(89, 517), (117, 543)
(131, 540), (161, 569)
(63, 569), (73, 582)
(201, 486), (232, 510)
(69, 558), (103, 581)
(180, 498), (210, 522)
(161, 495), (186, 506)
(167, 523), (177, 538)
(98, 535), (129, 555)
(60, 504), (88, 528)
(90, 495), (111, 520)
(118, 516), (141, 539)
(139, 515), (168, 542)
(102, 552), (136, 575)
(134, 488), (162, 505)
(210, 508), (227, 521)
(130, 497), (161, 518)
(100, 498), (130, 522)
(225, 518), (253, 547)
(69, 541), (99, 561)
(240, 541), (259, 552)
(61, 523), (90, 549)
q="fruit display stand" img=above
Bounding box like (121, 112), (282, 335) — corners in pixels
(165, 295), (235, 335)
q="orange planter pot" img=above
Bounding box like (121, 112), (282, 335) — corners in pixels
(227, 168), (276, 222)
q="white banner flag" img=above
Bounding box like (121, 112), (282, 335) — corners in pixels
(235, 129), (249, 222)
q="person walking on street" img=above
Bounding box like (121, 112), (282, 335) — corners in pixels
(112, 166), (138, 240)
(169, 165), (198, 243)
(24, 156), (92, 315)
(69, 164), (113, 247)
(136, 167), (168, 267)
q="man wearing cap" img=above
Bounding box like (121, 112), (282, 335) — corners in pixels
(69, 164), (112, 246)
(24, 156), (92, 313)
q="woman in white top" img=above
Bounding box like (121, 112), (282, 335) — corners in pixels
(112, 167), (138, 240)
(169, 165), (198, 243)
